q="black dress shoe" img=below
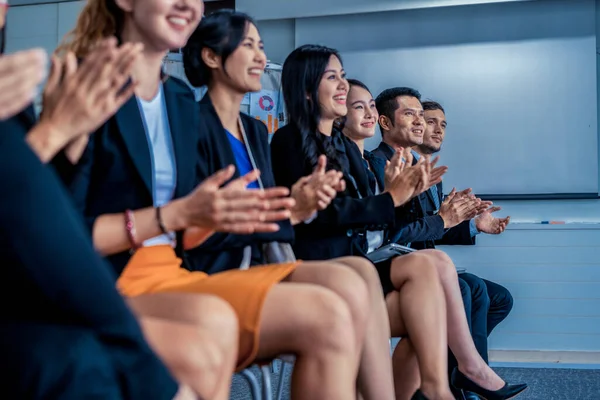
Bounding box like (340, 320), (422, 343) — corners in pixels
(411, 389), (429, 400)
(464, 392), (481, 400)
(451, 368), (528, 400)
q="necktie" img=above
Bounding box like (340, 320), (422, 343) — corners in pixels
(430, 184), (441, 210)
(361, 159), (377, 195)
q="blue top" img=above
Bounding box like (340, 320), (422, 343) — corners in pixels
(226, 130), (260, 189)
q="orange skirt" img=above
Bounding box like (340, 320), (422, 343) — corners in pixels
(117, 245), (299, 370)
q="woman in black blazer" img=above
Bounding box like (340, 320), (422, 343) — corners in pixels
(336, 78), (527, 400)
(0, 35), (192, 399)
(55, 4), (371, 399)
(271, 44), (474, 400)
(182, 10), (396, 400)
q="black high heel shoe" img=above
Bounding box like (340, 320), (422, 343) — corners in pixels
(411, 389), (429, 400)
(451, 368), (528, 400)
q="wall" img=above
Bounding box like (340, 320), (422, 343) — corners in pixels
(5, 1), (84, 55)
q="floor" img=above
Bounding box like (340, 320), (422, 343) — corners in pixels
(229, 364), (600, 400)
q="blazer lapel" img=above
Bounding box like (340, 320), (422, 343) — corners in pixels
(241, 117), (271, 184)
(199, 95), (240, 180)
(345, 138), (370, 197)
(163, 79), (199, 198)
(365, 151), (386, 190)
(115, 97), (153, 195)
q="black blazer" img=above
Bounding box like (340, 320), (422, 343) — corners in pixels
(270, 124), (396, 260)
(184, 95), (295, 274)
(371, 141), (473, 248)
(363, 149), (386, 191)
(0, 108), (177, 399)
(53, 77), (201, 275)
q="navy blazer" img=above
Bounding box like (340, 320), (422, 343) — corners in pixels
(372, 141), (446, 248)
(372, 141), (474, 248)
(53, 77), (201, 275)
(184, 95), (295, 274)
(270, 124), (396, 260)
(0, 108), (177, 399)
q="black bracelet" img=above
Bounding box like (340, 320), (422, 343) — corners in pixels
(156, 206), (168, 234)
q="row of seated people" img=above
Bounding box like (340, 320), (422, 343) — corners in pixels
(0, 1), (527, 399)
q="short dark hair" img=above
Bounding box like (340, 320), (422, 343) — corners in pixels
(422, 100), (445, 114)
(375, 87), (422, 128)
(183, 10), (257, 87)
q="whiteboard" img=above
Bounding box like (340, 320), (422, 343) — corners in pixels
(342, 37), (598, 196)
(295, 0), (599, 197)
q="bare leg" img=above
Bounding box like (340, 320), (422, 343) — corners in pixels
(392, 339), (420, 400)
(420, 250), (505, 391)
(285, 260), (370, 365)
(322, 256), (396, 400)
(128, 293), (238, 400)
(387, 253), (453, 400)
(255, 283), (360, 400)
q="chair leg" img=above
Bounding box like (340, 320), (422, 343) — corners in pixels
(239, 368), (262, 400)
(275, 361), (288, 400)
(261, 364), (273, 400)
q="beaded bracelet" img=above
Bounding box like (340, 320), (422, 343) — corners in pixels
(124, 209), (139, 250)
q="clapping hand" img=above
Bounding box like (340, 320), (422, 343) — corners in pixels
(290, 155), (346, 224)
(181, 166), (296, 249)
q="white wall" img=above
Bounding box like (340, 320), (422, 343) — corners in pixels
(257, 19), (295, 65)
(5, 1), (84, 55)
(239, 0), (538, 20)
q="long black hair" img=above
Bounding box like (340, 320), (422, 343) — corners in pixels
(183, 9), (257, 88)
(281, 44), (349, 175)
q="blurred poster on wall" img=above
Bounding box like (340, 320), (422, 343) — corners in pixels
(247, 63), (287, 139)
(249, 90), (283, 134)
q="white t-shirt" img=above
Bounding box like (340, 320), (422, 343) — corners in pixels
(138, 84), (177, 247)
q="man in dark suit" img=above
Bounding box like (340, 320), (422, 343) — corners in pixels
(372, 88), (513, 399)
(416, 100), (513, 343)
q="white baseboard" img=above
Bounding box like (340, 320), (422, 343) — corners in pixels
(489, 350), (600, 365)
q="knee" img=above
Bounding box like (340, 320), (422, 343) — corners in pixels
(306, 288), (357, 354)
(496, 286), (514, 315)
(334, 256), (383, 294)
(470, 278), (491, 309)
(391, 252), (439, 283)
(326, 263), (371, 326)
(422, 249), (457, 282)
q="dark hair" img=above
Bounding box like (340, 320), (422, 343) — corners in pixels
(282, 44), (348, 174)
(375, 87), (422, 131)
(183, 9), (256, 87)
(336, 78), (372, 130)
(422, 100), (445, 114)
